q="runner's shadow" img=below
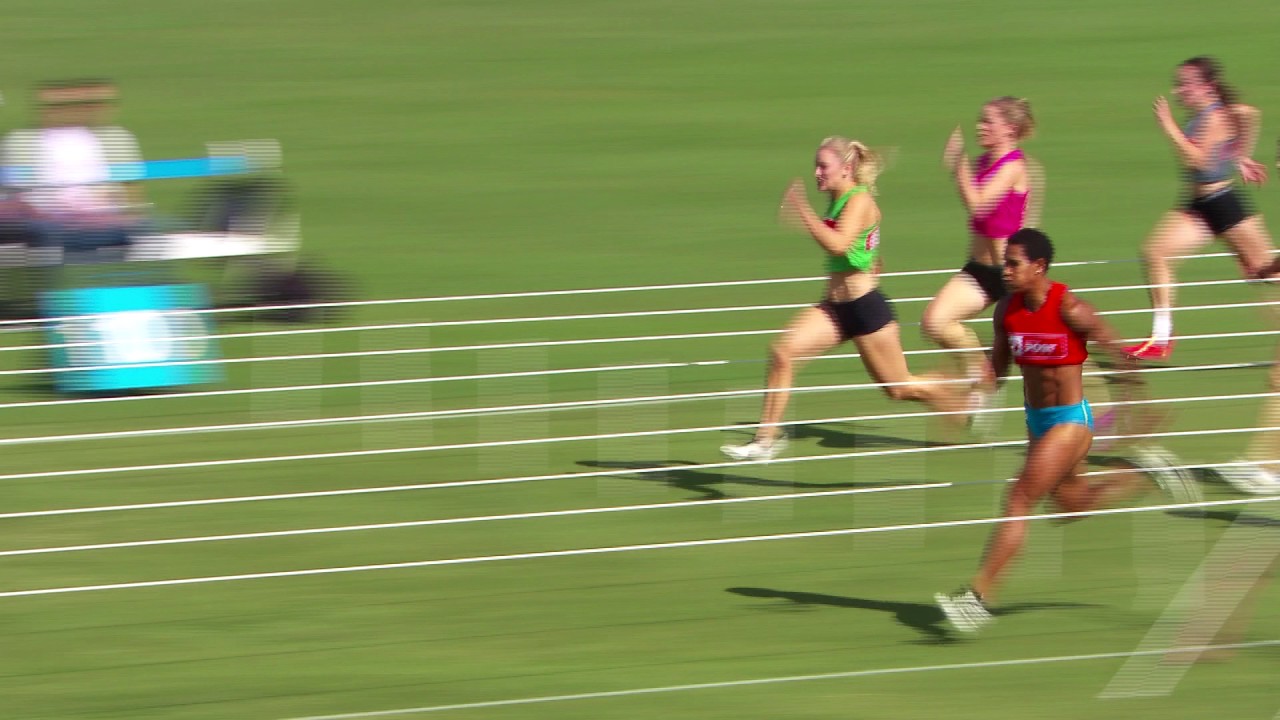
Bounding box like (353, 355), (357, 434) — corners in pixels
(1084, 454), (1138, 469)
(727, 587), (1099, 644)
(578, 460), (907, 501)
(1167, 509), (1280, 528)
(790, 423), (948, 451)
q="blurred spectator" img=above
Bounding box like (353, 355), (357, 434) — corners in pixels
(1, 78), (148, 259)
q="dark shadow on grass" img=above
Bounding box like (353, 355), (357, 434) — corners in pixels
(1167, 509), (1280, 528)
(790, 423), (949, 451)
(727, 587), (1099, 645)
(3, 376), (183, 400)
(6, 378), (55, 398)
(578, 459), (916, 501)
(1083, 454), (1145, 471)
(715, 420), (949, 453)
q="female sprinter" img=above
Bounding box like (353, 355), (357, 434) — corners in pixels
(720, 137), (961, 461)
(921, 97), (1037, 424)
(935, 229), (1198, 633)
(1126, 56), (1274, 360)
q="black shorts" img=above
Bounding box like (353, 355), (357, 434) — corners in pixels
(1185, 187), (1251, 235)
(818, 289), (896, 341)
(961, 259), (1007, 302)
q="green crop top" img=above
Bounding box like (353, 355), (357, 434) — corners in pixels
(823, 186), (880, 273)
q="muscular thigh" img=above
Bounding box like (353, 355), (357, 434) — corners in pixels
(924, 273), (992, 326)
(1220, 216), (1277, 277)
(853, 322), (910, 384)
(1015, 423), (1093, 504)
(775, 306), (843, 359)
(1146, 211), (1212, 256)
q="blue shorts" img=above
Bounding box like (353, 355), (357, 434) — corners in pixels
(1025, 399), (1094, 440)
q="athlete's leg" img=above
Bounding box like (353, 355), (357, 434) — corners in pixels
(751, 306), (843, 444)
(1219, 218), (1280, 484)
(1137, 211), (1212, 344)
(1082, 358), (1121, 448)
(1050, 461), (1152, 514)
(855, 321), (963, 416)
(1218, 214), (1276, 279)
(921, 273), (992, 380)
(971, 423), (1092, 603)
(1242, 302), (1280, 478)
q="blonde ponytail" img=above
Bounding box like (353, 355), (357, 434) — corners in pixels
(988, 96), (1035, 140)
(820, 136), (885, 194)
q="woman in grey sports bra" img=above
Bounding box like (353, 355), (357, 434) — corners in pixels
(1125, 56), (1275, 361)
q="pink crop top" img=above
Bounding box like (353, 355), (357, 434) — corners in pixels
(968, 149), (1028, 240)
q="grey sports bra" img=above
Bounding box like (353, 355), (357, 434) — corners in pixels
(1183, 103), (1234, 184)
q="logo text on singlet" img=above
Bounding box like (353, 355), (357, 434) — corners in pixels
(1009, 332), (1068, 360)
(865, 226), (880, 251)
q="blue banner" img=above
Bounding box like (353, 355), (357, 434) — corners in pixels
(4, 155), (251, 184)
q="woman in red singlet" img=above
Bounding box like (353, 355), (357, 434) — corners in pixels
(935, 229), (1198, 634)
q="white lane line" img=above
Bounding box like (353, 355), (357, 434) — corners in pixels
(0, 483), (951, 558)
(277, 640), (1280, 719)
(1, 496), (1276, 599)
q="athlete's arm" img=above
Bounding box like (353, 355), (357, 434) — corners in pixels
(1232, 104), (1262, 158)
(1060, 291), (1140, 384)
(783, 181), (876, 257)
(1061, 292), (1123, 360)
(954, 159), (1025, 216)
(1155, 97), (1230, 172)
(1022, 156), (1046, 227)
(1231, 105), (1268, 184)
(989, 297), (1012, 386)
(1062, 289), (1158, 435)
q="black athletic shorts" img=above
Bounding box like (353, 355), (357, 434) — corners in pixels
(818, 289), (896, 341)
(1185, 187), (1251, 235)
(961, 259), (1007, 302)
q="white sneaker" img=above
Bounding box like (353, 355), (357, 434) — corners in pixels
(719, 436), (788, 462)
(1130, 446), (1202, 503)
(935, 588), (994, 633)
(1216, 459), (1280, 495)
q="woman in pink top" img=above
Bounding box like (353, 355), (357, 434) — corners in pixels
(922, 97), (1036, 426)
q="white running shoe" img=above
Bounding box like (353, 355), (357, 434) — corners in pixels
(719, 436), (788, 462)
(1130, 445), (1202, 503)
(935, 587), (994, 633)
(1216, 460), (1280, 495)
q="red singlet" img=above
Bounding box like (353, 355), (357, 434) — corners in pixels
(1002, 282), (1089, 367)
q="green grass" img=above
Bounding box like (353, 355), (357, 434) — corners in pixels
(0, 0), (1278, 718)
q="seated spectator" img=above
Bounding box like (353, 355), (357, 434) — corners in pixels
(1, 79), (148, 258)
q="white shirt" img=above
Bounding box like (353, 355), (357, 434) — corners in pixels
(2, 125), (141, 216)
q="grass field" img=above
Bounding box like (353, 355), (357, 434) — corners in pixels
(1, 1), (1279, 718)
